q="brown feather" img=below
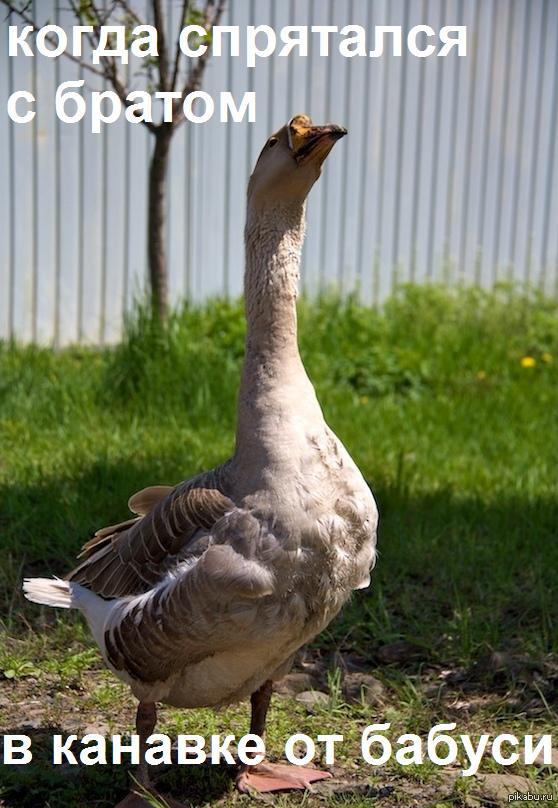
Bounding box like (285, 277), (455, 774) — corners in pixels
(128, 485), (174, 516)
(68, 472), (235, 599)
(77, 517), (140, 558)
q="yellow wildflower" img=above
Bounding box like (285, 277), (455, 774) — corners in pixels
(360, 395), (369, 404)
(476, 371), (487, 380)
(520, 356), (536, 368)
(541, 352), (553, 364)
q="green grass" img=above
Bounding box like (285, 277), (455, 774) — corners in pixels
(0, 283), (557, 806)
(1, 283), (556, 658)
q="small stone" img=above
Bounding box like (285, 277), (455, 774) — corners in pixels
(20, 704), (45, 730)
(376, 640), (425, 665)
(295, 690), (329, 713)
(274, 672), (322, 697)
(21, 717), (42, 730)
(327, 651), (369, 673)
(82, 722), (110, 736)
(521, 746), (558, 770)
(476, 651), (543, 684)
(471, 773), (542, 804)
(343, 673), (386, 706)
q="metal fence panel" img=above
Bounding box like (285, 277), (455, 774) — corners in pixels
(1, 0), (557, 345)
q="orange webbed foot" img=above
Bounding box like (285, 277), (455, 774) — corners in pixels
(236, 761), (332, 793)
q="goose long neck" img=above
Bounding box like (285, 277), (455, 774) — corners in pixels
(243, 202), (306, 366)
(234, 201), (317, 462)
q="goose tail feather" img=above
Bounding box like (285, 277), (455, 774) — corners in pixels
(23, 577), (77, 609)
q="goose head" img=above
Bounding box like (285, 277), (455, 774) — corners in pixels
(247, 114), (347, 213)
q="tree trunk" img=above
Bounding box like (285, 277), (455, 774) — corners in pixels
(147, 124), (173, 323)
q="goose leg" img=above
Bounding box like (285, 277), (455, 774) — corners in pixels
(235, 680), (332, 794)
(115, 702), (186, 808)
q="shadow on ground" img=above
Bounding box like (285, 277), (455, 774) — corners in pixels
(1, 453), (557, 662)
(0, 725), (233, 808)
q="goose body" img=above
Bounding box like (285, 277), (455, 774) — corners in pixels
(24, 115), (378, 799)
(69, 435), (374, 710)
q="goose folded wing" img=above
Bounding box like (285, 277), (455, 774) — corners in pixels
(68, 479), (235, 598)
(103, 540), (276, 684)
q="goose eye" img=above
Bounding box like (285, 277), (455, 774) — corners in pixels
(268, 137), (278, 148)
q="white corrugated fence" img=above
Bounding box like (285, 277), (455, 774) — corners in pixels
(1, 0), (557, 345)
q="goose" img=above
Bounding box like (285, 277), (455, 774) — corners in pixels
(24, 115), (378, 807)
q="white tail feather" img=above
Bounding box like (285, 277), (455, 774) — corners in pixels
(24, 578), (117, 657)
(23, 577), (75, 609)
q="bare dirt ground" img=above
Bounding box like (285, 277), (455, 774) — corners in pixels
(1, 646), (556, 808)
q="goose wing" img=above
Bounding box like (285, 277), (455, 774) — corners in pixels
(68, 472), (235, 598)
(103, 532), (277, 685)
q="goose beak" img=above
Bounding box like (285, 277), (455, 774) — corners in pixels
(288, 114), (347, 166)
